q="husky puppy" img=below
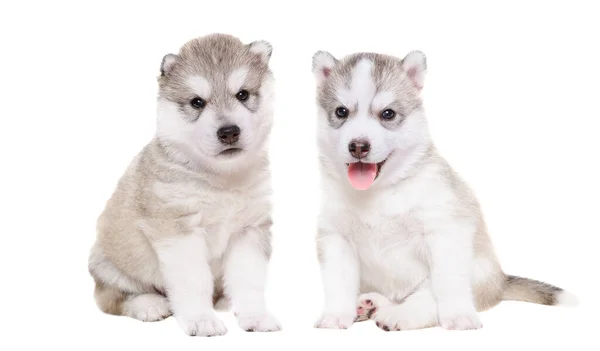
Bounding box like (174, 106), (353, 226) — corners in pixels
(88, 34), (280, 336)
(311, 50), (576, 331)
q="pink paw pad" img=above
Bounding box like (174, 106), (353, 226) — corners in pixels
(355, 299), (377, 322)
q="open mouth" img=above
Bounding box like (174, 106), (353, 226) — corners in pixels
(218, 148), (243, 156)
(345, 159), (387, 190)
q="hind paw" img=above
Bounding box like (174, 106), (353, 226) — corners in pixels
(123, 294), (171, 322)
(355, 292), (391, 322)
(439, 312), (482, 330)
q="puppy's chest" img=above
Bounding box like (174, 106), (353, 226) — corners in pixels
(350, 211), (425, 265)
(201, 194), (259, 257)
(335, 191), (429, 280)
(155, 181), (269, 256)
(348, 212), (428, 296)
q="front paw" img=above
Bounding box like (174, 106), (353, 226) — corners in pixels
(439, 311), (482, 330)
(314, 313), (355, 329)
(175, 313), (228, 337)
(237, 312), (281, 332)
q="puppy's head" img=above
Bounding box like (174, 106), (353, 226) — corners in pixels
(312, 50), (430, 190)
(156, 34), (274, 172)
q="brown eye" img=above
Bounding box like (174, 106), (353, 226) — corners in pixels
(381, 109), (396, 120)
(190, 97), (206, 109)
(236, 90), (249, 101)
(335, 107), (349, 118)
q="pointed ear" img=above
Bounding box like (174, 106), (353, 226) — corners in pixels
(247, 40), (273, 63)
(160, 53), (179, 76)
(401, 50), (427, 90)
(312, 51), (338, 84)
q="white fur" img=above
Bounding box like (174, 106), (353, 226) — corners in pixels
(161, 54), (178, 75)
(556, 291), (579, 307)
(224, 227), (281, 332)
(149, 154), (275, 335)
(312, 51), (337, 84)
(317, 58), (432, 187)
(90, 36), (279, 337)
(155, 71), (274, 175)
(402, 51), (427, 89)
(122, 293), (171, 322)
(371, 91), (395, 111)
(424, 219), (481, 328)
(154, 234), (227, 336)
(315, 235), (359, 329)
(334, 60), (387, 164)
(314, 52), (484, 331)
(248, 40), (272, 62)
(351, 59), (376, 107)
(187, 76), (212, 98)
(227, 68), (248, 93)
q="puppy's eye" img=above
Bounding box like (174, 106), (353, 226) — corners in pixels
(236, 90), (249, 102)
(190, 97), (206, 109)
(335, 107), (349, 118)
(381, 109), (396, 120)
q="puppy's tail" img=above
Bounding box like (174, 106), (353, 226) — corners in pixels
(502, 275), (578, 307)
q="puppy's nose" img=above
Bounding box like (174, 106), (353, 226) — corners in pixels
(348, 139), (370, 159)
(217, 125), (240, 145)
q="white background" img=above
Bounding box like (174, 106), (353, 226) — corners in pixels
(1, 0), (598, 350)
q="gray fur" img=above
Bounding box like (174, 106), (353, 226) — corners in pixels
(158, 34), (272, 122)
(315, 52), (421, 129)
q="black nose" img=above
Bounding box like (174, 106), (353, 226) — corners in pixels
(217, 125), (240, 145)
(348, 139), (370, 159)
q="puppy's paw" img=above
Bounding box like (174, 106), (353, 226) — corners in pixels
(372, 303), (438, 331)
(175, 313), (228, 337)
(439, 312), (482, 330)
(355, 292), (391, 322)
(372, 306), (406, 331)
(237, 313), (281, 332)
(123, 294), (171, 322)
(315, 313), (355, 329)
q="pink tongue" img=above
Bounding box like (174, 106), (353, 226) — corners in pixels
(347, 163), (378, 190)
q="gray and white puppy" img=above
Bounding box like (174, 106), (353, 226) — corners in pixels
(311, 50), (577, 331)
(88, 34), (280, 337)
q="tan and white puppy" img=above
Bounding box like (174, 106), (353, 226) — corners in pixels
(88, 34), (280, 337)
(311, 50), (576, 331)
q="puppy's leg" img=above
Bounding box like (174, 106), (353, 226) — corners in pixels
(314, 234), (359, 329)
(370, 286), (439, 331)
(155, 234), (227, 337)
(425, 224), (482, 330)
(224, 227), (281, 332)
(89, 245), (171, 322)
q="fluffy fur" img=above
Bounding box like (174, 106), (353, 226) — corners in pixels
(312, 50), (576, 331)
(88, 33), (280, 336)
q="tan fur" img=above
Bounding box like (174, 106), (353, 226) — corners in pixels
(88, 34), (278, 335)
(93, 279), (127, 316)
(432, 150), (564, 311)
(89, 138), (272, 315)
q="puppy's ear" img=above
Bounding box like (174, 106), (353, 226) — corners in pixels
(401, 50), (427, 90)
(312, 51), (338, 85)
(160, 54), (179, 76)
(247, 40), (273, 63)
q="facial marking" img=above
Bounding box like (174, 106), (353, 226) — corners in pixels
(371, 91), (394, 113)
(350, 59), (376, 116)
(227, 67), (248, 94)
(336, 89), (357, 111)
(187, 76), (212, 99)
